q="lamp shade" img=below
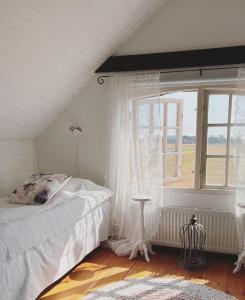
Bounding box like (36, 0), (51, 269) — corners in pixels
(69, 126), (82, 138)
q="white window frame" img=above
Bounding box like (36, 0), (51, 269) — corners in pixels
(162, 98), (183, 182)
(135, 98), (183, 183)
(201, 88), (245, 190)
(135, 84), (243, 194)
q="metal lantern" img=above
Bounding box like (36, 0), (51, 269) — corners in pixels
(179, 214), (207, 270)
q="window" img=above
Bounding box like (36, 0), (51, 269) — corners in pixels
(137, 98), (183, 183)
(162, 91), (197, 188)
(201, 90), (245, 189)
(135, 86), (244, 191)
(135, 90), (198, 188)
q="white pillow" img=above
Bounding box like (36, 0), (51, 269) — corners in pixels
(8, 174), (71, 205)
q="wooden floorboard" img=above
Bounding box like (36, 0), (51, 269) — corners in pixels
(39, 247), (245, 300)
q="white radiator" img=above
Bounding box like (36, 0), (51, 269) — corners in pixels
(148, 207), (239, 254)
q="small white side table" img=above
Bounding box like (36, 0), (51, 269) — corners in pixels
(129, 196), (155, 262)
(233, 201), (245, 273)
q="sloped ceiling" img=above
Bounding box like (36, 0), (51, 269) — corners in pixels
(0, 0), (167, 139)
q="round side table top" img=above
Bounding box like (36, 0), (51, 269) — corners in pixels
(132, 195), (152, 202)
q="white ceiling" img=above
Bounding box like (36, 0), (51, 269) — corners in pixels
(0, 0), (167, 139)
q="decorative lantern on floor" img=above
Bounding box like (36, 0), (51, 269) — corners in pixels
(179, 214), (207, 270)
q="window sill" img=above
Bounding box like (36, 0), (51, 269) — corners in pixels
(162, 187), (235, 196)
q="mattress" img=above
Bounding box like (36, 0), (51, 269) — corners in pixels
(0, 178), (112, 300)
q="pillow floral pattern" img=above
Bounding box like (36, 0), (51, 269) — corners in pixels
(8, 174), (70, 205)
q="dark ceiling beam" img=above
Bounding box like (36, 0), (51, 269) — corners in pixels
(95, 45), (245, 73)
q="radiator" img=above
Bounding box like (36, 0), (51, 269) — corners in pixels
(148, 207), (239, 254)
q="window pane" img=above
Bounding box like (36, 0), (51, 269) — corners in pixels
(137, 128), (149, 155)
(167, 103), (177, 127)
(231, 95), (245, 124)
(153, 103), (164, 127)
(163, 91), (197, 188)
(138, 104), (150, 127)
(138, 128), (149, 140)
(207, 127), (227, 155)
(231, 96), (237, 124)
(167, 129), (176, 153)
(208, 94), (229, 124)
(166, 154), (177, 178)
(153, 128), (163, 139)
(228, 158), (235, 186)
(230, 126), (245, 155)
(152, 129), (163, 154)
(236, 156), (245, 187)
(206, 158), (226, 186)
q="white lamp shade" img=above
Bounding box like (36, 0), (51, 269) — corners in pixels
(69, 126), (82, 138)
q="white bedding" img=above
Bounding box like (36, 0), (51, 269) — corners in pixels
(0, 198), (22, 208)
(0, 178), (112, 300)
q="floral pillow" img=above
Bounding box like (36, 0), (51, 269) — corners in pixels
(8, 174), (71, 205)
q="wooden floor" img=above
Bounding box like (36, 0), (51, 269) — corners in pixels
(40, 247), (245, 300)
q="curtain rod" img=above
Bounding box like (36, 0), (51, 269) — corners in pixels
(97, 65), (241, 84)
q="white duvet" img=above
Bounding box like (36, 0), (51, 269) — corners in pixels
(0, 179), (112, 263)
(0, 178), (112, 300)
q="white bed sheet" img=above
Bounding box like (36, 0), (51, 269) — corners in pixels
(0, 179), (111, 300)
(0, 197), (22, 208)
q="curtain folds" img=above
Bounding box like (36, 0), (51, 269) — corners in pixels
(105, 73), (163, 256)
(234, 67), (245, 273)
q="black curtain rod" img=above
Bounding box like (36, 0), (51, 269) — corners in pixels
(97, 65), (241, 85)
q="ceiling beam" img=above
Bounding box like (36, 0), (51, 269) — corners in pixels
(95, 45), (245, 73)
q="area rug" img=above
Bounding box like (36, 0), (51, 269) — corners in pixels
(83, 277), (237, 299)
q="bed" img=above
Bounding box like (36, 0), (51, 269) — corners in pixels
(0, 178), (112, 300)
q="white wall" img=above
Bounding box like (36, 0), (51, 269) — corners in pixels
(119, 0), (245, 55)
(0, 140), (36, 197)
(36, 79), (109, 184)
(36, 0), (245, 211)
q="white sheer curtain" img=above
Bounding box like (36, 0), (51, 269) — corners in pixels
(233, 67), (245, 273)
(105, 73), (163, 257)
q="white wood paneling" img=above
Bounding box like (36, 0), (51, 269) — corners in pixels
(0, 0), (167, 139)
(0, 139), (36, 197)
